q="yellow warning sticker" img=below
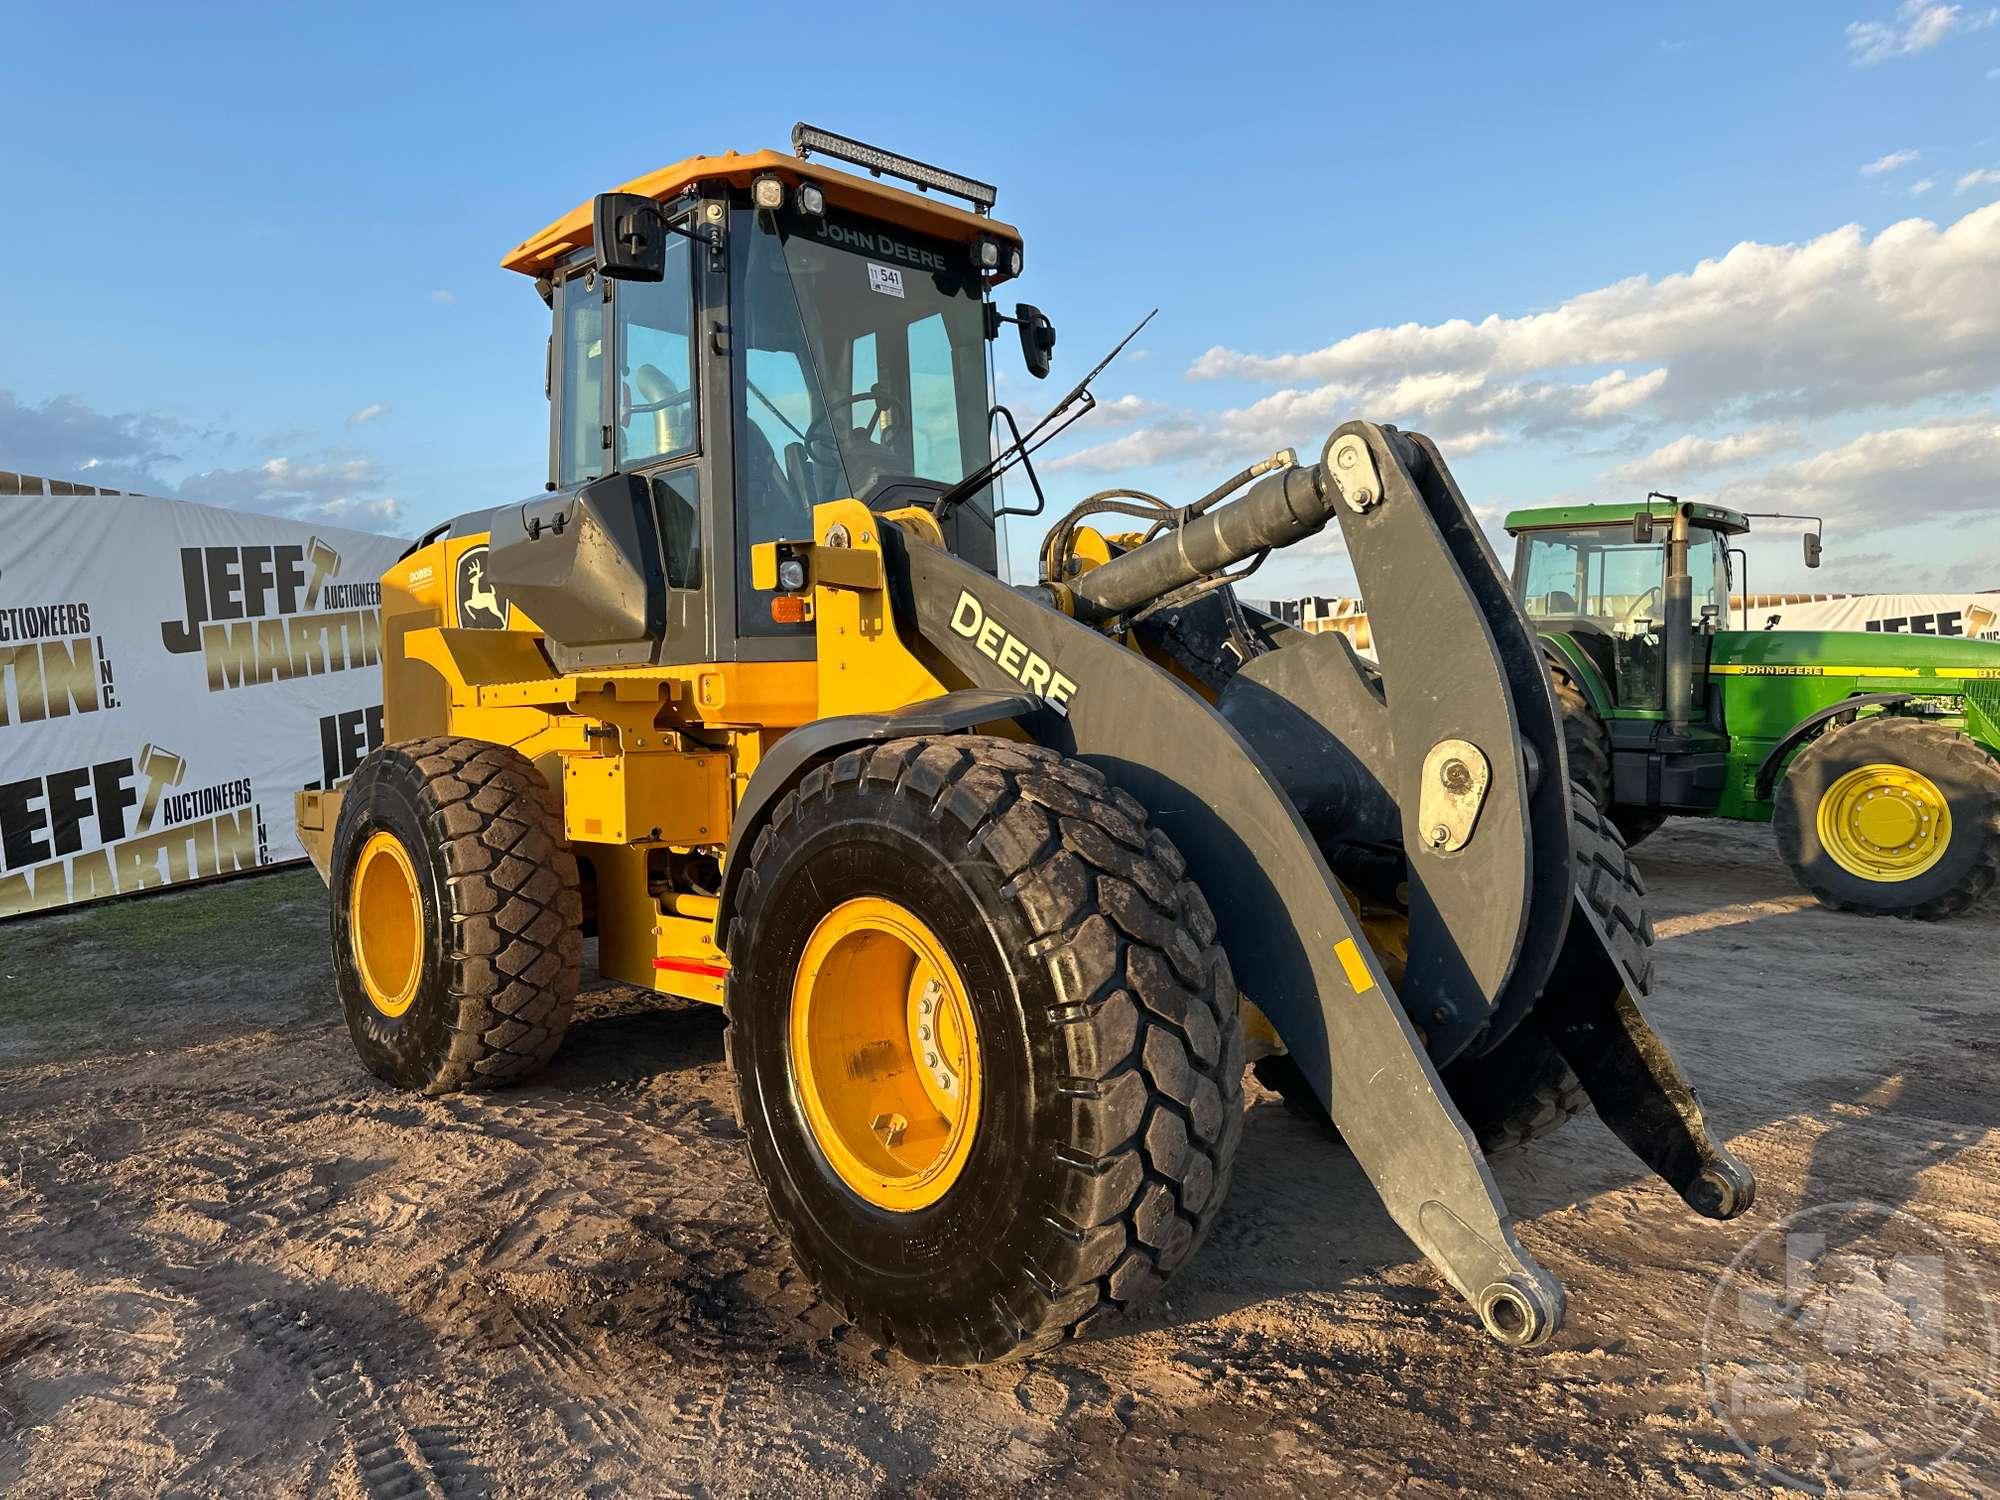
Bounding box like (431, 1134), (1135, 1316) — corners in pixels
(1334, 937), (1376, 994)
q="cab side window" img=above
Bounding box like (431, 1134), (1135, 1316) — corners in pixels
(557, 270), (605, 487)
(617, 233), (697, 468)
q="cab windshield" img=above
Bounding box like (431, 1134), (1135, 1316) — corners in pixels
(1518, 528), (1666, 630)
(734, 204), (993, 628)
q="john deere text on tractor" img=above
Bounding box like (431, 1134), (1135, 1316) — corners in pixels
(1507, 498), (2000, 919)
(297, 126), (1753, 1365)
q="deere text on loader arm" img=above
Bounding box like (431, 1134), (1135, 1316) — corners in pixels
(297, 126), (1753, 1365)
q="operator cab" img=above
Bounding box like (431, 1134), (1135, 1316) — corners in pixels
(487, 126), (1054, 672)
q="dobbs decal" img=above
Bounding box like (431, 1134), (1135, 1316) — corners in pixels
(159, 536), (384, 692)
(0, 744), (266, 918)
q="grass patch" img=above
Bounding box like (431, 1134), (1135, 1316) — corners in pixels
(0, 869), (330, 1039)
(85, 868), (324, 948)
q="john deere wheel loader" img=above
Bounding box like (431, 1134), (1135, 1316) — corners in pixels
(1507, 497), (2000, 919)
(297, 125), (1753, 1364)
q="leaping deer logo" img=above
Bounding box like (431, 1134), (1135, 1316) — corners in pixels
(456, 546), (507, 628)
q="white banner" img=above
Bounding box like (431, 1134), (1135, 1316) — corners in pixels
(0, 490), (407, 918)
(1266, 590), (2000, 660)
(1731, 593), (2000, 638)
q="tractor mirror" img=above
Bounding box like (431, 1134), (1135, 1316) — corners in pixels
(593, 192), (667, 282)
(1016, 303), (1057, 379)
(1632, 512), (1656, 544)
(1803, 532), (1822, 569)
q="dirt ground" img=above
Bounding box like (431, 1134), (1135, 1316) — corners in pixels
(0, 818), (1995, 1497)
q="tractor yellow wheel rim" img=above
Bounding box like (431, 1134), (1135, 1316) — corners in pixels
(350, 830), (423, 1017)
(789, 897), (981, 1212)
(1817, 763), (1952, 883)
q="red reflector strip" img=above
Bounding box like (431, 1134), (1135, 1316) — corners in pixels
(654, 957), (730, 978)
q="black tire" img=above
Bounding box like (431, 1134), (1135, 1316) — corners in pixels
(1551, 659), (1612, 810)
(1550, 658), (1667, 847)
(329, 737), (581, 1093)
(1253, 785), (1654, 1154)
(1774, 715), (2000, 920)
(724, 734), (1244, 1365)
(1443, 786), (1654, 1152)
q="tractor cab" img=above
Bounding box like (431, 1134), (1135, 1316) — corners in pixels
(1504, 497), (1759, 820)
(484, 125), (1054, 673)
(1507, 499), (1749, 723)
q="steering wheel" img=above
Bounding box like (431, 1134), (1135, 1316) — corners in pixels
(802, 385), (908, 470)
(1617, 585), (1664, 635)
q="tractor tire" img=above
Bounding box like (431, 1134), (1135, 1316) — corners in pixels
(1550, 659), (1667, 848)
(1253, 785), (1653, 1155)
(1775, 714), (2000, 920)
(329, 737), (581, 1094)
(724, 734), (1244, 1365)
(1551, 661), (1612, 810)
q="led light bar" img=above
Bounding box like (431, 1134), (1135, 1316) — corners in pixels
(791, 123), (997, 215)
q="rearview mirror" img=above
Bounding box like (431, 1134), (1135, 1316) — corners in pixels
(1803, 532), (1822, 569)
(1016, 303), (1057, 379)
(1632, 511), (1656, 544)
(593, 192), (666, 282)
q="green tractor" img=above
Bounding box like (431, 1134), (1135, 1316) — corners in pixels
(1505, 497), (2000, 919)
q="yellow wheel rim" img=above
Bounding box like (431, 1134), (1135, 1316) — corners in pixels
(788, 897), (981, 1212)
(1817, 762), (1952, 883)
(350, 830), (423, 1017)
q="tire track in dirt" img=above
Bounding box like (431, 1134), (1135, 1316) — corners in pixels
(242, 1300), (449, 1498)
(3, 845), (1995, 1496)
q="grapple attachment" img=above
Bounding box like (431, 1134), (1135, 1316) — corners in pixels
(893, 421), (1752, 1345)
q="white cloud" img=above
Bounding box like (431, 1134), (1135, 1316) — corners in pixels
(1846, 2), (1997, 65)
(1956, 166), (2000, 192)
(1045, 416), (1214, 474)
(346, 402), (387, 427)
(0, 390), (189, 486)
(180, 456), (402, 528)
(1718, 415), (2000, 525)
(0, 387), (401, 530)
(1094, 394), (1167, 425)
(1910, 176), (1938, 195)
(1186, 202), (2000, 431)
(1050, 200), (2000, 512)
(429, 289), (457, 305)
(1604, 425), (1800, 485)
(1861, 149), (1921, 175)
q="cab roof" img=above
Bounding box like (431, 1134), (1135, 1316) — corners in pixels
(501, 148), (1024, 278)
(1503, 499), (1752, 537)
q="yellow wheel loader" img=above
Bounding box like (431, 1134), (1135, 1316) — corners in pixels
(296, 125), (1753, 1364)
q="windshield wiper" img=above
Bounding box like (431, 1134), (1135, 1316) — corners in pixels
(928, 308), (1157, 522)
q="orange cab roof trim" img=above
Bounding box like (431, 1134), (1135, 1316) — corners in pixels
(500, 148), (1023, 277)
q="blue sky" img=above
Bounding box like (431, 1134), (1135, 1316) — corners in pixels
(4, 1), (1998, 600)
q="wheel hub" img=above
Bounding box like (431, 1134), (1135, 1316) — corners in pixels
(789, 897), (981, 1212)
(351, 829), (422, 1017)
(1818, 762), (1952, 883)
